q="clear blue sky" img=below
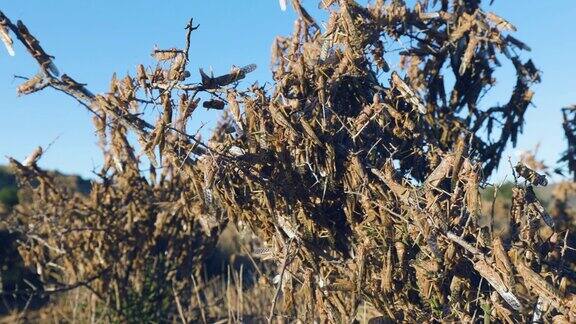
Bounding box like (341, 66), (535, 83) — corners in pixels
(0, 1), (574, 181)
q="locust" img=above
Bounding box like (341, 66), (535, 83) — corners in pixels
(391, 71), (427, 114)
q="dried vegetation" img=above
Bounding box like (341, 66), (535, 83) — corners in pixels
(1, 0), (576, 322)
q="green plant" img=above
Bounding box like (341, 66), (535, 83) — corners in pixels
(0, 187), (18, 208)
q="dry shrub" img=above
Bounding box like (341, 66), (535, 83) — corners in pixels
(206, 1), (556, 322)
(1, 1), (576, 323)
(1, 13), (233, 322)
(8, 157), (222, 321)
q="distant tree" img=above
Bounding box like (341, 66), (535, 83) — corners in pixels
(0, 187), (18, 208)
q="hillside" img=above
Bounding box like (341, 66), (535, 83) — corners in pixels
(0, 165), (91, 215)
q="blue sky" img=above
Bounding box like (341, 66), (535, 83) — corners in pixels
(0, 1), (574, 181)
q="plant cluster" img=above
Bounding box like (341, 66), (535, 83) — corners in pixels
(2, 1), (576, 322)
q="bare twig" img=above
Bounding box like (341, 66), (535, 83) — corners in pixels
(268, 238), (294, 324)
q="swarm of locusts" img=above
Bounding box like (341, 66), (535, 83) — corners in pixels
(2, 0), (576, 322)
